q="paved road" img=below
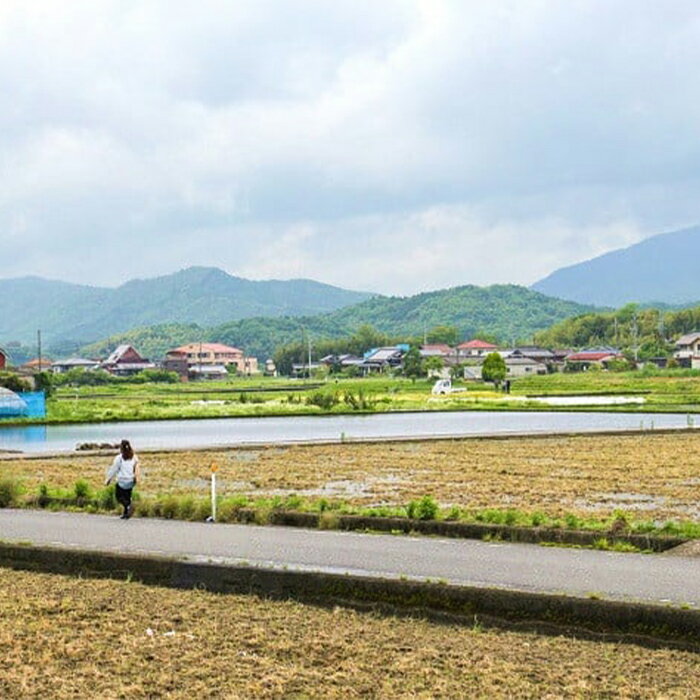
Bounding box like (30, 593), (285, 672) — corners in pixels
(1, 509), (698, 607)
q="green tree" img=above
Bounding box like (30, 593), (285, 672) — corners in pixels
(450, 362), (466, 380)
(33, 371), (55, 397)
(482, 352), (506, 388)
(426, 325), (459, 345)
(402, 347), (423, 381)
(422, 356), (444, 376)
(0, 372), (31, 393)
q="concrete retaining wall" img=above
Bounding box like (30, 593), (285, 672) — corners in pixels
(1, 542), (698, 649)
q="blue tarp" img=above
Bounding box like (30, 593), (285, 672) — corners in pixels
(0, 391), (46, 419)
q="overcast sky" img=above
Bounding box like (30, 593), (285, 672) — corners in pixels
(2, 1), (700, 294)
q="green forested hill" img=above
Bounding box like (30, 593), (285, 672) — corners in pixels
(82, 285), (593, 360)
(534, 303), (700, 358)
(0, 267), (374, 346)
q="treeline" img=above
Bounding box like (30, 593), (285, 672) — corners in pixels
(271, 324), (461, 375)
(534, 303), (700, 358)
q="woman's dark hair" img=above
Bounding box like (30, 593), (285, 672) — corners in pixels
(120, 439), (134, 460)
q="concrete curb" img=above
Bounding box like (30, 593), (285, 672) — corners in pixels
(1, 542), (699, 648)
(222, 509), (687, 553)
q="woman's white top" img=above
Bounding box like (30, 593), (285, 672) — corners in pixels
(105, 455), (139, 488)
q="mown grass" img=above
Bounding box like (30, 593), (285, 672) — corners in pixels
(1, 568), (699, 698)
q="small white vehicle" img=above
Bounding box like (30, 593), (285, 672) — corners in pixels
(432, 379), (465, 395)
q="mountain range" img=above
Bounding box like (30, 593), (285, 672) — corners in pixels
(532, 225), (700, 307)
(11, 219), (700, 363)
(0, 267), (374, 345)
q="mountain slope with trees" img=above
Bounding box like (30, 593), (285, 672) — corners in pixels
(0, 267), (374, 346)
(534, 303), (700, 359)
(532, 225), (700, 306)
(82, 285), (594, 361)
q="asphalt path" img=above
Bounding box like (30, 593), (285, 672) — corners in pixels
(1, 509), (698, 607)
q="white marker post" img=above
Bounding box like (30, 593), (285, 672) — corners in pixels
(207, 463), (218, 523)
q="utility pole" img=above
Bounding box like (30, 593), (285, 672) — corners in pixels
(37, 329), (42, 372)
(307, 332), (312, 379)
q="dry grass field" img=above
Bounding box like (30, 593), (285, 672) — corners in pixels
(0, 568), (698, 698)
(3, 431), (700, 521)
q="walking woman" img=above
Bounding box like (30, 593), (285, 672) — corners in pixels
(105, 439), (140, 519)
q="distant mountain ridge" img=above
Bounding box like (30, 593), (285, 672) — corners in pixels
(0, 267), (375, 345)
(532, 225), (700, 306)
(82, 284), (595, 360)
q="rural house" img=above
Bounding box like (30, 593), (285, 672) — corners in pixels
(674, 332), (700, 369)
(168, 343), (259, 375)
(0, 347), (7, 370)
(456, 339), (498, 359)
(419, 344), (456, 361)
(51, 358), (101, 374)
(361, 346), (407, 373)
(21, 358), (53, 373)
(565, 348), (623, 371)
(102, 345), (155, 377)
(504, 356), (548, 377)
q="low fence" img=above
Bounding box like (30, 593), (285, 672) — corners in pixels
(0, 391), (46, 419)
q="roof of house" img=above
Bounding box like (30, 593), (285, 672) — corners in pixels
(365, 347), (404, 362)
(173, 342), (243, 354)
(420, 344), (454, 355)
(104, 344), (148, 365)
(22, 358), (53, 368)
(513, 346), (555, 358)
(457, 339), (498, 350)
(52, 357), (100, 367)
(566, 352), (620, 362)
(108, 362), (156, 371)
(676, 332), (700, 346)
(505, 356), (547, 366)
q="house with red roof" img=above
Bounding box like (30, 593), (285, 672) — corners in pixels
(456, 339), (499, 359)
(564, 348), (623, 370)
(167, 342), (258, 375)
(21, 358), (54, 373)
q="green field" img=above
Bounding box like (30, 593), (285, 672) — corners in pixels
(6, 368), (700, 425)
(39, 376), (510, 424)
(514, 368), (700, 410)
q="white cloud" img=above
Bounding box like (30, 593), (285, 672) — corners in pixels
(1, 1), (700, 291)
(233, 206), (647, 294)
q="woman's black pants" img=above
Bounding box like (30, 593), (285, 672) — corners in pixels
(115, 484), (133, 515)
